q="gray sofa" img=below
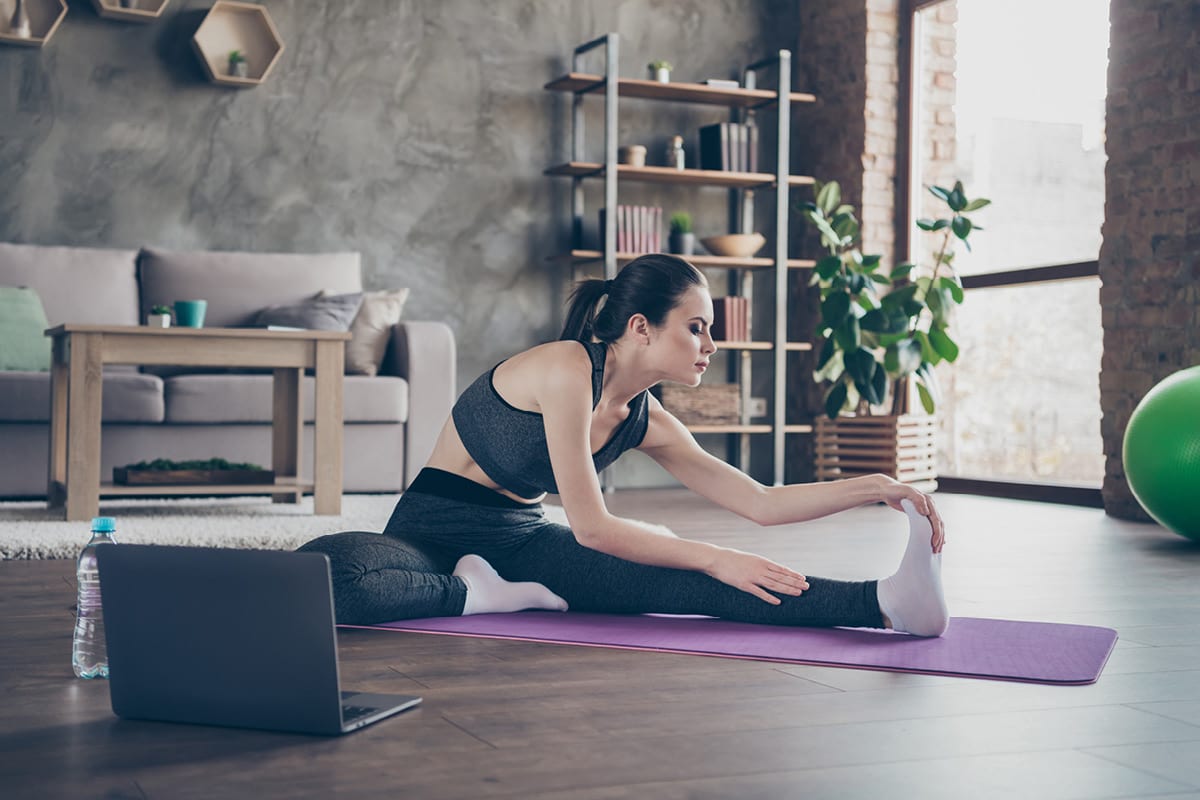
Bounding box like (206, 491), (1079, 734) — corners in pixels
(0, 242), (456, 499)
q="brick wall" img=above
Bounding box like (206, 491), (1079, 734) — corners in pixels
(911, 3), (957, 270)
(862, 0), (902, 258)
(791, 0), (1198, 516)
(1100, 0), (1200, 518)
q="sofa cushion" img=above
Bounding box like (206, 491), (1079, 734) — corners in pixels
(0, 371), (164, 423)
(340, 288), (410, 376)
(0, 287), (52, 371)
(138, 248), (362, 329)
(163, 374), (408, 424)
(253, 291), (364, 331)
(0, 242), (140, 326)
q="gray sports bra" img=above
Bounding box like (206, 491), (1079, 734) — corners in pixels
(451, 341), (649, 498)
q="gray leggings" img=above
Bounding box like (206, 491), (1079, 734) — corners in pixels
(298, 478), (884, 629)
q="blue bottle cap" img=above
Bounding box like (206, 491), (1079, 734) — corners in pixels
(91, 517), (116, 532)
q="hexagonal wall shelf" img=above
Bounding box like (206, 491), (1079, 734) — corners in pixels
(192, 0), (284, 88)
(90, 0), (171, 24)
(0, 0), (67, 47)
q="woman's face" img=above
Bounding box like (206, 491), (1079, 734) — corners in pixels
(649, 286), (717, 386)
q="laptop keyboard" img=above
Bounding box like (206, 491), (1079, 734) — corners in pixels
(342, 704), (375, 723)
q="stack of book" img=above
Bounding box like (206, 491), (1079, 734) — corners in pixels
(711, 296), (750, 341)
(697, 122), (759, 173)
(598, 205), (663, 253)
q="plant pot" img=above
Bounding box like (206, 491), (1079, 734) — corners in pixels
(230, 60), (249, 78)
(652, 67), (670, 83)
(147, 314), (171, 328)
(617, 145), (647, 167)
(669, 231), (695, 256)
(814, 414), (938, 490)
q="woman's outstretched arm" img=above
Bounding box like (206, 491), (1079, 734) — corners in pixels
(538, 348), (809, 604)
(638, 396), (945, 552)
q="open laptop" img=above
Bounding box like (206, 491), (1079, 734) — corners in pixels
(96, 544), (421, 735)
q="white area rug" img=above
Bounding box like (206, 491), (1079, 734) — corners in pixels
(0, 495), (577, 560)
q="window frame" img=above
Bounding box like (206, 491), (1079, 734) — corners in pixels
(897, 0), (1102, 507)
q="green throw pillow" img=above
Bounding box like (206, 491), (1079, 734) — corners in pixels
(0, 286), (52, 371)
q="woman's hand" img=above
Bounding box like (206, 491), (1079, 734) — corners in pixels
(877, 477), (946, 553)
(706, 548), (810, 604)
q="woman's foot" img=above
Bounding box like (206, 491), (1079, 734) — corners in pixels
(876, 499), (949, 636)
(453, 554), (569, 615)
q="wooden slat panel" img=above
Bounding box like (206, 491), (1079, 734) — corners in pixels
(814, 414), (938, 486)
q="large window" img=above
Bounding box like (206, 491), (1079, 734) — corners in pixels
(908, 0), (1109, 489)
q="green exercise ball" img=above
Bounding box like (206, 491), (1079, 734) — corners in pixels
(1122, 365), (1200, 541)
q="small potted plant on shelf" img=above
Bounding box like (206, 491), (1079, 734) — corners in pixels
(147, 304), (172, 328)
(668, 211), (695, 256)
(648, 60), (672, 83)
(800, 179), (990, 486)
(228, 50), (248, 78)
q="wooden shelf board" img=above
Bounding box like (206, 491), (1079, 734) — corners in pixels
(544, 73), (816, 108)
(688, 424), (772, 434)
(0, 0), (66, 46)
(545, 162), (815, 189)
(552, 250), (814, 270)
(708, 341), (812, 351)
(99, 480), (313, 496)
(91, 0), (170, 22)
(686, 424), (815, 434)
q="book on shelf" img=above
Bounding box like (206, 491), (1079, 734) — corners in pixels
(697, 122), (758, 173)
(598, 205), (663, 254)
(710, 296), (750, 341)
(703, 78), (740, 89)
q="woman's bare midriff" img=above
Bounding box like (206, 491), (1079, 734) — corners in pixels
(423, 416), (547, 505)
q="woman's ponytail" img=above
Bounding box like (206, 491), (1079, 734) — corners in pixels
(559, 279), (610, 342)
(559, 254), (706, 344)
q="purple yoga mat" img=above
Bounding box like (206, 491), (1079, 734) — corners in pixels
(348, 613), (1118, 685)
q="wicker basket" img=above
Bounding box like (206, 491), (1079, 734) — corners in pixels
(660, 383), (741, 425)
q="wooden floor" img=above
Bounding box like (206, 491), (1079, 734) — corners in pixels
(4, 490), (1200, 799)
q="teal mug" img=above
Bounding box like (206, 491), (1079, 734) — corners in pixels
(174, 300), (208, 328)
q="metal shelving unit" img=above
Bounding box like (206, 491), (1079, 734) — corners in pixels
(545, 33), (815, 484)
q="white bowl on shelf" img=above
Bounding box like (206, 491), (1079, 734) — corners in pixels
(700, 232), (766, 258)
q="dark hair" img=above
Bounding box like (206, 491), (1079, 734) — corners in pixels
(559, 254), (707, 343)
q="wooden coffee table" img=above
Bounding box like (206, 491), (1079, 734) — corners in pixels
(45, 325), (352, 521)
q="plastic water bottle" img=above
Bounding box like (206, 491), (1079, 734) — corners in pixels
(72, 516), (117, 679)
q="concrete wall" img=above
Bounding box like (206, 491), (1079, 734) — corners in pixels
(0, 0), (799, 397)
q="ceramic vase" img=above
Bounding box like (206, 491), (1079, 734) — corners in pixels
(9, 0), (32, 39)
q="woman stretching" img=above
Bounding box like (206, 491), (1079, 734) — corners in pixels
(299, 254), (949, 636)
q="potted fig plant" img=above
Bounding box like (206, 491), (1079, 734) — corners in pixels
(801, 179), (990, 485)
(147, 304), (172, 328)
(668, 211), (695, 256)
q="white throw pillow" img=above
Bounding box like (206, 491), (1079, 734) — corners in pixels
(332, 288), (410, 376)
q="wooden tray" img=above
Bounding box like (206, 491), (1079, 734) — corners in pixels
(113, 468), (276, 485)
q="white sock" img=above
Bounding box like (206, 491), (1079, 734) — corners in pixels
(453, 554), (568, 615)
(876, 499), (949, 637)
